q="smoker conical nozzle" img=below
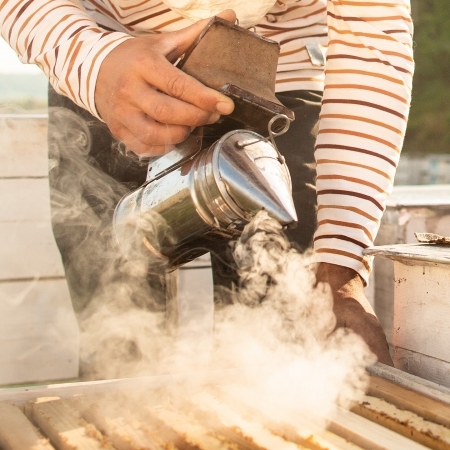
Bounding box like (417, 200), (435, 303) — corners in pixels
(206, 130), (298, 227)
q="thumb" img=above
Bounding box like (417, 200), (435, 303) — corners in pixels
(166, 9), (237, 61)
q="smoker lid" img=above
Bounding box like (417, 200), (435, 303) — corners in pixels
(387, 184), (450, 208)
(364, 243), (450, 265)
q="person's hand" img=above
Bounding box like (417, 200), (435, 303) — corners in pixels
(95, 10), (236, 157)
(316, 262), (394, 366)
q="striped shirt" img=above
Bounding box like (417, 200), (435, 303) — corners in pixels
(0, 0), (414, 282)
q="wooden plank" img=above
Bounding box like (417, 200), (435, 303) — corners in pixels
(185, 390), (345, 450)
(0, 279), (77, 337)
(369, 362), (450, 403)
(366, 243), (450, 265)
(371, 257), (394, 345)
(111, 391), (206, 450)
(31, 398), (116, 450)
(0, 402), (54, 450)
(148, 402), (254, 450)
(213, 385), (364, 450)
(367, 374), (450, 429)
(178, 266), (213, 298)
(271, 424), (365, 450)
(0, 279), (79, 385)
(66, 395), (166, 450)
(392, 262), (450, 363)
(178, 394), (291, 450)
(328, 408), (428, 450)
(0, 178), (51, 223)
(168, 265), (215, 351)
(0, 116), (48, 178)
(394, 347), (450, 390)
(0, 222), (66, 280)
(353, 395), (450, 450)
(0, 368), (243, 404)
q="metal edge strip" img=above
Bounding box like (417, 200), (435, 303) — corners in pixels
(368, 362), (450, 405)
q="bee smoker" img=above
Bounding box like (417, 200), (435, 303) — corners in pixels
(113, 17), (298, 272)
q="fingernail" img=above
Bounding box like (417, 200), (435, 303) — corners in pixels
(216, 100), (234, 115)
(207, 112), (221, 124)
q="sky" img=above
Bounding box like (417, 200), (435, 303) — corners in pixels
(0, 38), (41, 74)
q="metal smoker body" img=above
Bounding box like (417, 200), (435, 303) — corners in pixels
(114, 126), (297, 271)
(113, 17), (298, 271)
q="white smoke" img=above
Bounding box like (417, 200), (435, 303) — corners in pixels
(47, 108), (374, 427)
(77, 210), (374, 425)
(207, 211), (374, 423)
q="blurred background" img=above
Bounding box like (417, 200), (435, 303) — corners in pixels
(0, 40), (47, 113)
(0, 0), (449, 183)
(400, 0), (450, 184)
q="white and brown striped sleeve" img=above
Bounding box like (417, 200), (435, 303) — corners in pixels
(313, 0), (414, 282)
(0, 0), (132, 119)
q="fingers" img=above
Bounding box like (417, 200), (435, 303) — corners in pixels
(142, 53), (234, 116)
(112, 128), (176, 158)
(133, 82), (221, 127)
(216, 9), (237, 22)
(140, 11), (236, 116)
(94, 10), (238, 158)
(107, 106), (197, 156)
(108, 81), (219, 155)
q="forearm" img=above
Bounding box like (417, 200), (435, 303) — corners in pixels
(314, 0), (414, 282)
(0, 0), (131, 118)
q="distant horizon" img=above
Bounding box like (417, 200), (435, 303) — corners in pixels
(0, 72), (48, 103)
(0, 38), (42, 74)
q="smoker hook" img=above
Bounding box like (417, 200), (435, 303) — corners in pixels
(234, 114), (290, 164)
(268, 114), (290, 164)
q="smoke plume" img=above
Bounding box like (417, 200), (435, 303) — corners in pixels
(47, 107), (375, 426)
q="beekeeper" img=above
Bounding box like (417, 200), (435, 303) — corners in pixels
(0, 0), (414, 365)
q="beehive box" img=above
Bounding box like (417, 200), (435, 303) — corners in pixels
(366, 244), (450, 388)
(0, 115), (79, 385)
(371, 185), (450, 351)
(0, 114), (213, 386)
